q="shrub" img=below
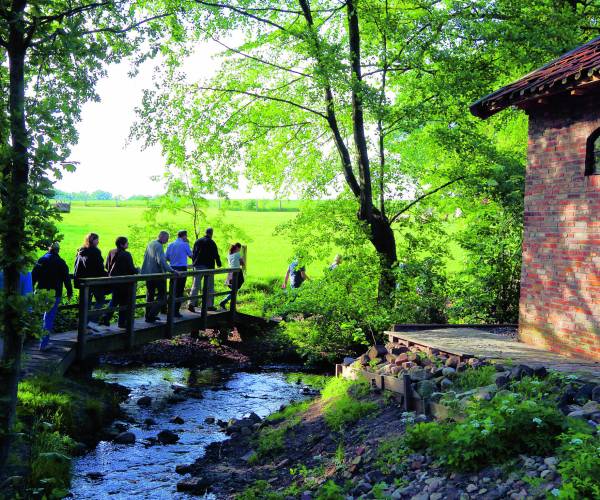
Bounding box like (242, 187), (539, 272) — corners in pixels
(405, 392), (566, 471)
(555, 432), (600, 499)
(30, 452), (71, 489)
(454, 365), (496, 391)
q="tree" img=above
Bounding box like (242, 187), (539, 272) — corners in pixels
(138, 0), (598, 305)
(0, 0), (172, 474)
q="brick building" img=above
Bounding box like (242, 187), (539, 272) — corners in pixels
(471, 37), (600, 361)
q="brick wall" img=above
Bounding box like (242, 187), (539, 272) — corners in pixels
(520, 92), (600, 360)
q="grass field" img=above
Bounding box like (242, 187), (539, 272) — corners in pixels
(55, 205), (328, 281)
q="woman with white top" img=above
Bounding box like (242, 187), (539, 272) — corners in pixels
(219, 243), (245, 309)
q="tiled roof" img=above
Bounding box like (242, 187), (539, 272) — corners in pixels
(470, 36), (600, 119)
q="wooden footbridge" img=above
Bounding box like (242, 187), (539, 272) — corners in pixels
(21, 267), (258, 376)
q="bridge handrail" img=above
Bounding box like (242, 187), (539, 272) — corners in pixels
(75, 266), (237, 286)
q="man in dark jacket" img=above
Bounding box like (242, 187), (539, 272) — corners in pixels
(189, 227), (222, 312)
(105, 236), (138, 328)
(32, 242), (73, 350)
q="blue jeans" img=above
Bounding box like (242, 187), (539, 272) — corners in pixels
(40, 296), (61, 349)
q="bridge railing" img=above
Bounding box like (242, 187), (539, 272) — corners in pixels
(73, 267), (242, 361)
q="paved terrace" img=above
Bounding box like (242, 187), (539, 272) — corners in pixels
(387, 327), (600, 383)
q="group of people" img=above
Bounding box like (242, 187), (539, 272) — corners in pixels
(31, 227), (245, 350)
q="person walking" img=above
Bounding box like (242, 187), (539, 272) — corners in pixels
(74, 232), (109, 327)
(166, 230), (192, 317)
(219, 243), (245, 309)
(282, 258), (309, 289)
(141, 231), (174, 323)
(189, 227), (221, 313)
(32, 242), (73, 350)
(105, 236), (138, 329)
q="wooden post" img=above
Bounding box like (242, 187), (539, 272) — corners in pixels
(402, 374), (412, 412)
(200, 271), (209, 331)
(126, 281), (137, 349)
(166, 276), (176, 338)
(229, 270), (239, 327)
(76, 285), (89, 362)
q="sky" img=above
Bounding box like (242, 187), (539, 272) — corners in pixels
(56, 39), (270, 199)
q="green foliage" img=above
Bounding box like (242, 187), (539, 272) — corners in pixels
(285, 373), (330, 390)
(405, 392), (567, 471)
(17, 378), (74, 433)
(31, 431), (75, 458)
(555, 432), (600, 499)
(266, 400), (310, 422)
(321, 377), (377, 432)
(375, 436), (410, 475)
(30, 452), (71, 491)
(235, 480), (284, 500)
(450, 200), (522, 323)
(256, 425), (288, 460)
(454, 365), (496, 391)
(316, 480), (346, 500)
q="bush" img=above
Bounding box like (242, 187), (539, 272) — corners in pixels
(555, 432), (600, 499)
(454, 365), (496, 391)
(405, 392), (566, 471)
(30, 452), (71, 490)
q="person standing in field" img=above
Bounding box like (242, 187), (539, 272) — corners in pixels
(189, 227), (222, 313)
(74, 232), (109, 327)
(166, 230), (192, 318)
(105, 236), (138, 329)
(32, 242), (72, 350)
(141, 231), (174, 323)
(219, 242), (245, 310)
(282, 258), (309, 289)
(329, 254), (342, 271)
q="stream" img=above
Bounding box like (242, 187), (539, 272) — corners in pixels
(70, 366), (306, 499)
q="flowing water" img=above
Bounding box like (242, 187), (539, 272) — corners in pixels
(70, 366), (305, 499)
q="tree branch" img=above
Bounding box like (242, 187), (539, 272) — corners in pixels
(198, 85), (327, 118)
(211, 36), (313, 78)
(194, 0), (291, 33)
(389, 176), (466, 224)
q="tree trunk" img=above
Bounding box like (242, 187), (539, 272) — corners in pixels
(0, 5), (29, 474)
(367, 213), (397, 304)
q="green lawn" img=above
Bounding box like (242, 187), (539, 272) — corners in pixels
(55, 205), (327, 281)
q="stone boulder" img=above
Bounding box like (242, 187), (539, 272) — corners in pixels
(114, 431), (136, 445)
(157, 430), (180, 444)
(136, 396), (152, 407)
(170, 416), (185, 425)
(415, 380), (436, 399)
(367, 345), (388, 361)
(509, 364), (534, 381)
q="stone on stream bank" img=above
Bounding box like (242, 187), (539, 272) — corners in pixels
(157, 429), (180, 444)
(113, 431), (136, 445)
